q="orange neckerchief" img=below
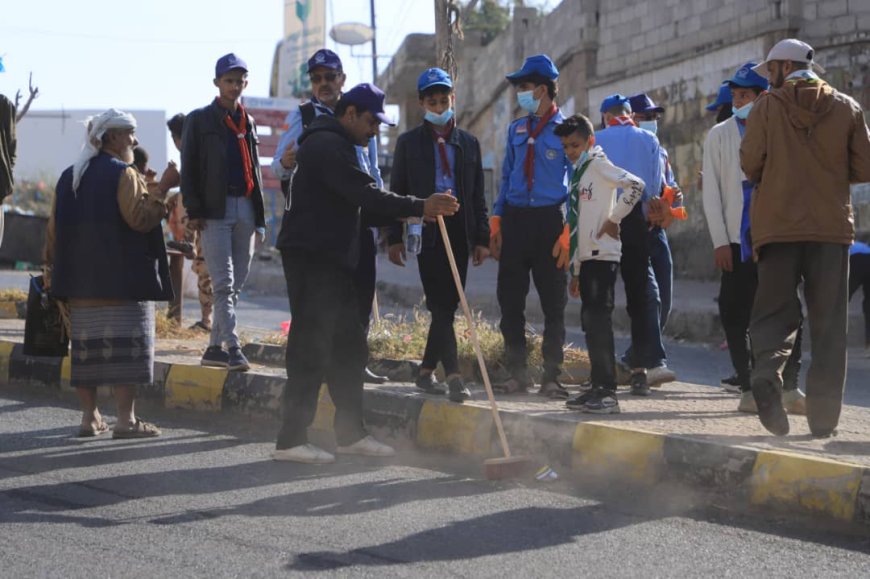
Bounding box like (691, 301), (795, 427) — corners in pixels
(222, 101), (255, 197)
(607, 115), (637, 127)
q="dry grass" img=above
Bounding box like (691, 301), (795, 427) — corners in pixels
(0, 288), (28, 302)
(258, 308), (589, 369)
(154, 309), (202, 340)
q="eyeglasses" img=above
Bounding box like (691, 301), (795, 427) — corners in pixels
(310, 72), (339, 83)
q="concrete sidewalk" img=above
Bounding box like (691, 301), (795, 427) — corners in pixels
(3, 321), (870, 530)
(243, 254), (870, 346)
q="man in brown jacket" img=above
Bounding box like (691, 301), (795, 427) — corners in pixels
(740, 39), (870, 437)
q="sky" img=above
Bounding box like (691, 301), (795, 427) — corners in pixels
(1, 0), (435, 159)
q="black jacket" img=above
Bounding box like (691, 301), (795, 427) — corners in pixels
(181, 100), (266, 227)
(276, 115), (425, 270)
(388, 123), (489, 249)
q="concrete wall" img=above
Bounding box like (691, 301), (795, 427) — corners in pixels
(379, 0), (870, 278)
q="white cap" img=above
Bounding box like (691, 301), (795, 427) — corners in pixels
(752, 38), (826, 78)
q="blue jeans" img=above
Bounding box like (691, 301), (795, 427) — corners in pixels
(201, 196), (256, 349)
(649, 227), (673, 329)
(621, 221), (666, 370)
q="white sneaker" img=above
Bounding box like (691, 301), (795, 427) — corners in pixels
(737, 391), (757, 414)
(647, 365), (677, 386)
(272, 444), (335, 464)
(336, 435), (396, 457)
(782, 389), (807, 415)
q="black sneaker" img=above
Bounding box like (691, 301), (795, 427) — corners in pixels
(720, 374), (743, 394)
(227, 347), (251, 372)
(201, 346), (229, 368)
(415, 372), (447, 395)
(630, 371), (650, 397)
(446, 375), (471, 403)
(751, 378), (789, 436)
(581, 388), (620, 414)
(566, 387), (597, 410)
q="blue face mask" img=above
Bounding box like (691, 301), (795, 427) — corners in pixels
(639, 120), (658, 134)
(575, 149), (591, 169)
(517, 90), (541, 114)
(424, 107), (454, 126)
(732, 102), (754, 120)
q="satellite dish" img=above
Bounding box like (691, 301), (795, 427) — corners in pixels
(330, 22), (374, 46)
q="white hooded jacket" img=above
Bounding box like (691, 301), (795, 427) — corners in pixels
(569, 146), (644, 272)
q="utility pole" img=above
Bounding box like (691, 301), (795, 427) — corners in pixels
(370, 0), (378, 83)
(435, 0), (449, 72)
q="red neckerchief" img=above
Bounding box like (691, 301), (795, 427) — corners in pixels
(221, 100), (255, 197)
(607, 115), (637, 127)
(426, 118), (455, 179)
(524, 103), (558, 191)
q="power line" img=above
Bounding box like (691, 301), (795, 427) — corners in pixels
(0, 25), (273, 45)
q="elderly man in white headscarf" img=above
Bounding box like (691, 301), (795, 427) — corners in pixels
(46, 108), (179, 439)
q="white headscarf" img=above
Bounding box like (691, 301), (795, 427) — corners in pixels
(72, 108), (137, 192)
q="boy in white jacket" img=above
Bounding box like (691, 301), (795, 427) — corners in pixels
(555, 114), (644, 414)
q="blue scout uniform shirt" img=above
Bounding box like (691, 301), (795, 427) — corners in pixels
(493, 109), (569, 216)
(271, 96), (382, 187)
(595, 123), (664, 217)
(226, 108), (246, 189)
(434, 138), (457, 195)
(736, 120), (755, 262)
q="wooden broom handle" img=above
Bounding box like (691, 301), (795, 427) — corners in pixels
(436, 215), (512, 458)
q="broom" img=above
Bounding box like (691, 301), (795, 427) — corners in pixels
(436, 213), (532, 480)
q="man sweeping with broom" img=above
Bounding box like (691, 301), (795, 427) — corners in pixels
(272, 83), (459, 464)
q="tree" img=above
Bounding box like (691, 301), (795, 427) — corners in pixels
(464, 0), (510, 45)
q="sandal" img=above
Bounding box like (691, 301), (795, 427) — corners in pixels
(538, 380), (570, 400)
(77, 420), (110, 438)
(492, 377), (532, 395)
(112, 418), (162, 439)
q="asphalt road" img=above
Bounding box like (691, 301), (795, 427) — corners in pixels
(2, 390), (869, 578)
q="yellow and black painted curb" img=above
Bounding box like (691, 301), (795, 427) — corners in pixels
(1, 339), (868, 528)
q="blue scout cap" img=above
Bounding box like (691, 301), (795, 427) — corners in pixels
(628, 93), (665, 114)
(417, 68), (453, 92)
(726, 62), (769, 90)
(705, 84), (733, 111)
(505, 54), (559, 82)
(600, 94), (631, 114)
(341, 83), (396, 126)
(215, 53), (248, 78)
(307, 49), (343, 73)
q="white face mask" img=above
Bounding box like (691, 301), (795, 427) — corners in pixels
(639, 120), (658, 134)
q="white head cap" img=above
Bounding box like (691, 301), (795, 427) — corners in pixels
(72, 109), (137, 192)
(752, 38), (826, 78)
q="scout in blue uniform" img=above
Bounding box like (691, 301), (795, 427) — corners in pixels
(489, 54), (571, 398)
(387, 68), (490, 403)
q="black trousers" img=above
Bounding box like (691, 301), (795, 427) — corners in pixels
(849, 253), (870, 346)
(418, 220), (468, 376)
(751, 242), (849, 434)
(579, 260), (619, 391)
(497, 204), (567, 380)
(353, 228), (377, 333)
(277, 250), (368, 449)
(719, 243), (803, 392)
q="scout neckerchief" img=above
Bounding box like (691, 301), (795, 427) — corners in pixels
(607, 115), (637, 128)
(567, 154), (594, 277)
(523, 103), (558, 191)
(426, 118), (455, 179)
(221, 101), (255, 197)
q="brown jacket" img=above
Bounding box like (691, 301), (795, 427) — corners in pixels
(740, 78), (870, 252)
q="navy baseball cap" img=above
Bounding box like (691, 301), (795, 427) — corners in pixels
(628, 93), (665, 115)
(705, 84), (733, 111)
(307, 49), (343, 73)
(215, 53), (248, 78)
(342, 83), (395, 126)
(726, 62), (769, 90)
(417, 68), (453, 92)
(506, 54), (559, 82)
(600, 94), (631, 114)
